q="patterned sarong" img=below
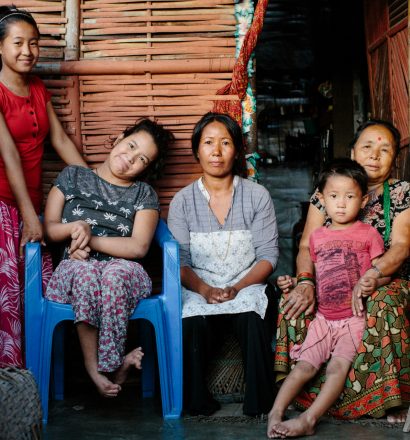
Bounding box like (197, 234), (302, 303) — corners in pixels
(274, 278), (410, 419)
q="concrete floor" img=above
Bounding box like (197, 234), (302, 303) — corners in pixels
(42, 383), (408, 440)
(40, 246), (409, 440)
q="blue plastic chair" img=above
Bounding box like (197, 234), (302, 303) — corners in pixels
(24, 219), (182, 423)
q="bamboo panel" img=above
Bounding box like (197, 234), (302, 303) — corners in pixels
(82, 14), (234, 24)
(79, 73), (231, 83)
(80, 0), (236, 61)
(81, 1), (234, 11)
(82, 25), (234, 36)
(82, 45), (234, 59)
(43, 77), (73, 131)
(81, 37), (235, 47)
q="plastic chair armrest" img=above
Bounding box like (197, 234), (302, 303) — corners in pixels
(24, 242), (44, 379)
(25, 242), (44, 310)
(154, 218), (174, 248)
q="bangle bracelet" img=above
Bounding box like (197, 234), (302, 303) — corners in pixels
(297, 277), (315, 284)
(298, 280), (315, 288)
(371, 264), (384, 278)
(297, 272), (315, 280)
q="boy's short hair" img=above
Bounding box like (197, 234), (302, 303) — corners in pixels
(318, 158), (368, 195)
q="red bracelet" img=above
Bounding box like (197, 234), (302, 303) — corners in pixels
(297, 272), (315, 280)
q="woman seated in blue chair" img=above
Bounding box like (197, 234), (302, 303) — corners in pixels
(44, 119), (173, 398)
(168, 112), (279, 416)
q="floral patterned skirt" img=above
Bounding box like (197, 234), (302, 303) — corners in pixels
(274, 278), (410, 419)
(0, 201), (52, 367)
(45, 258), (152, 372)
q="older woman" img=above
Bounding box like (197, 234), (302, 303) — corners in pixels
(274, 119), (410, 421)
(168, 112), (279, 416)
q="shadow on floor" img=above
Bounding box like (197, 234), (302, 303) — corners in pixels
(43, 327), (407, 439)
(43, 381), (407, 440)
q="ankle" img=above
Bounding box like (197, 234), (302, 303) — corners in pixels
(84, 360), (99, 377)
(269, 406), (285, 417)
(302, 410), (319, 428)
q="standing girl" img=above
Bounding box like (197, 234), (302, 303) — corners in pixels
(0, 5), (87, 367)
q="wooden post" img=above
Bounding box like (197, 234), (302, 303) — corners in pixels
(65, 0), (80, 61)
(64, 0), (82, 150)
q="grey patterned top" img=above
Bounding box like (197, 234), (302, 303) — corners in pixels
(55, 165), (159, 261)
(168, 176), (279, 270)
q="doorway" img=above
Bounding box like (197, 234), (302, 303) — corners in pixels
(255, 0), (369, 278)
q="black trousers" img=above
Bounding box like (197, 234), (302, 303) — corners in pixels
(182, 287), (276, 416)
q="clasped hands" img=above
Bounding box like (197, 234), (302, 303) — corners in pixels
(204, 285), (238, 304)
(68, 220), (91, 260)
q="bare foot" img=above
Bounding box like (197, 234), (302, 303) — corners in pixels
(88, 370), (121, 398)
(267, 408), (285, 438)
(387, 408), (408, 423)
(271, 413), (316, 438)
(114, 347), (144, 385)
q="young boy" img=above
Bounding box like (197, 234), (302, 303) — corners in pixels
(267, 158), (389, 438)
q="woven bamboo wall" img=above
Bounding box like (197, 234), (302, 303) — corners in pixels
(2, 0), (237, 215)
(364, 0), (409, 180)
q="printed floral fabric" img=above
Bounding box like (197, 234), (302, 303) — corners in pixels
(274, 179), (410, 418)
(182, 229), (268, 319)
(45, 258), (152, 372)
(275, 279), (410, 419)
(0, 201), (52, 367)
(235, 0), (256, 136)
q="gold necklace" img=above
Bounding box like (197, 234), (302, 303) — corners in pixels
(207, 200), (234, 262)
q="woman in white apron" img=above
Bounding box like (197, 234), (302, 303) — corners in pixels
(168, 112), (279, 416)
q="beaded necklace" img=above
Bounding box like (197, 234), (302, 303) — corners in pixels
(207, 203), (234, 261)
(201, 177), (235, 262)
(382, 180), (391, 245)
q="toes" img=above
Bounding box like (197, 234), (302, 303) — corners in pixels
(101, 386), (121, 398)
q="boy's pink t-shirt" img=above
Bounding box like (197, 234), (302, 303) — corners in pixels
(309, 221), (385, 320)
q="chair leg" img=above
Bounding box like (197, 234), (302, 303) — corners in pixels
(140, 321), (156, 398)
(39, 329), (54, 424)
(51, 323), (65, 401)
(403, 407), (410, 432)
(151, 315), (172, 418)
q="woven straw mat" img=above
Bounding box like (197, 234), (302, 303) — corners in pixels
(0, 367), (42, 440)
